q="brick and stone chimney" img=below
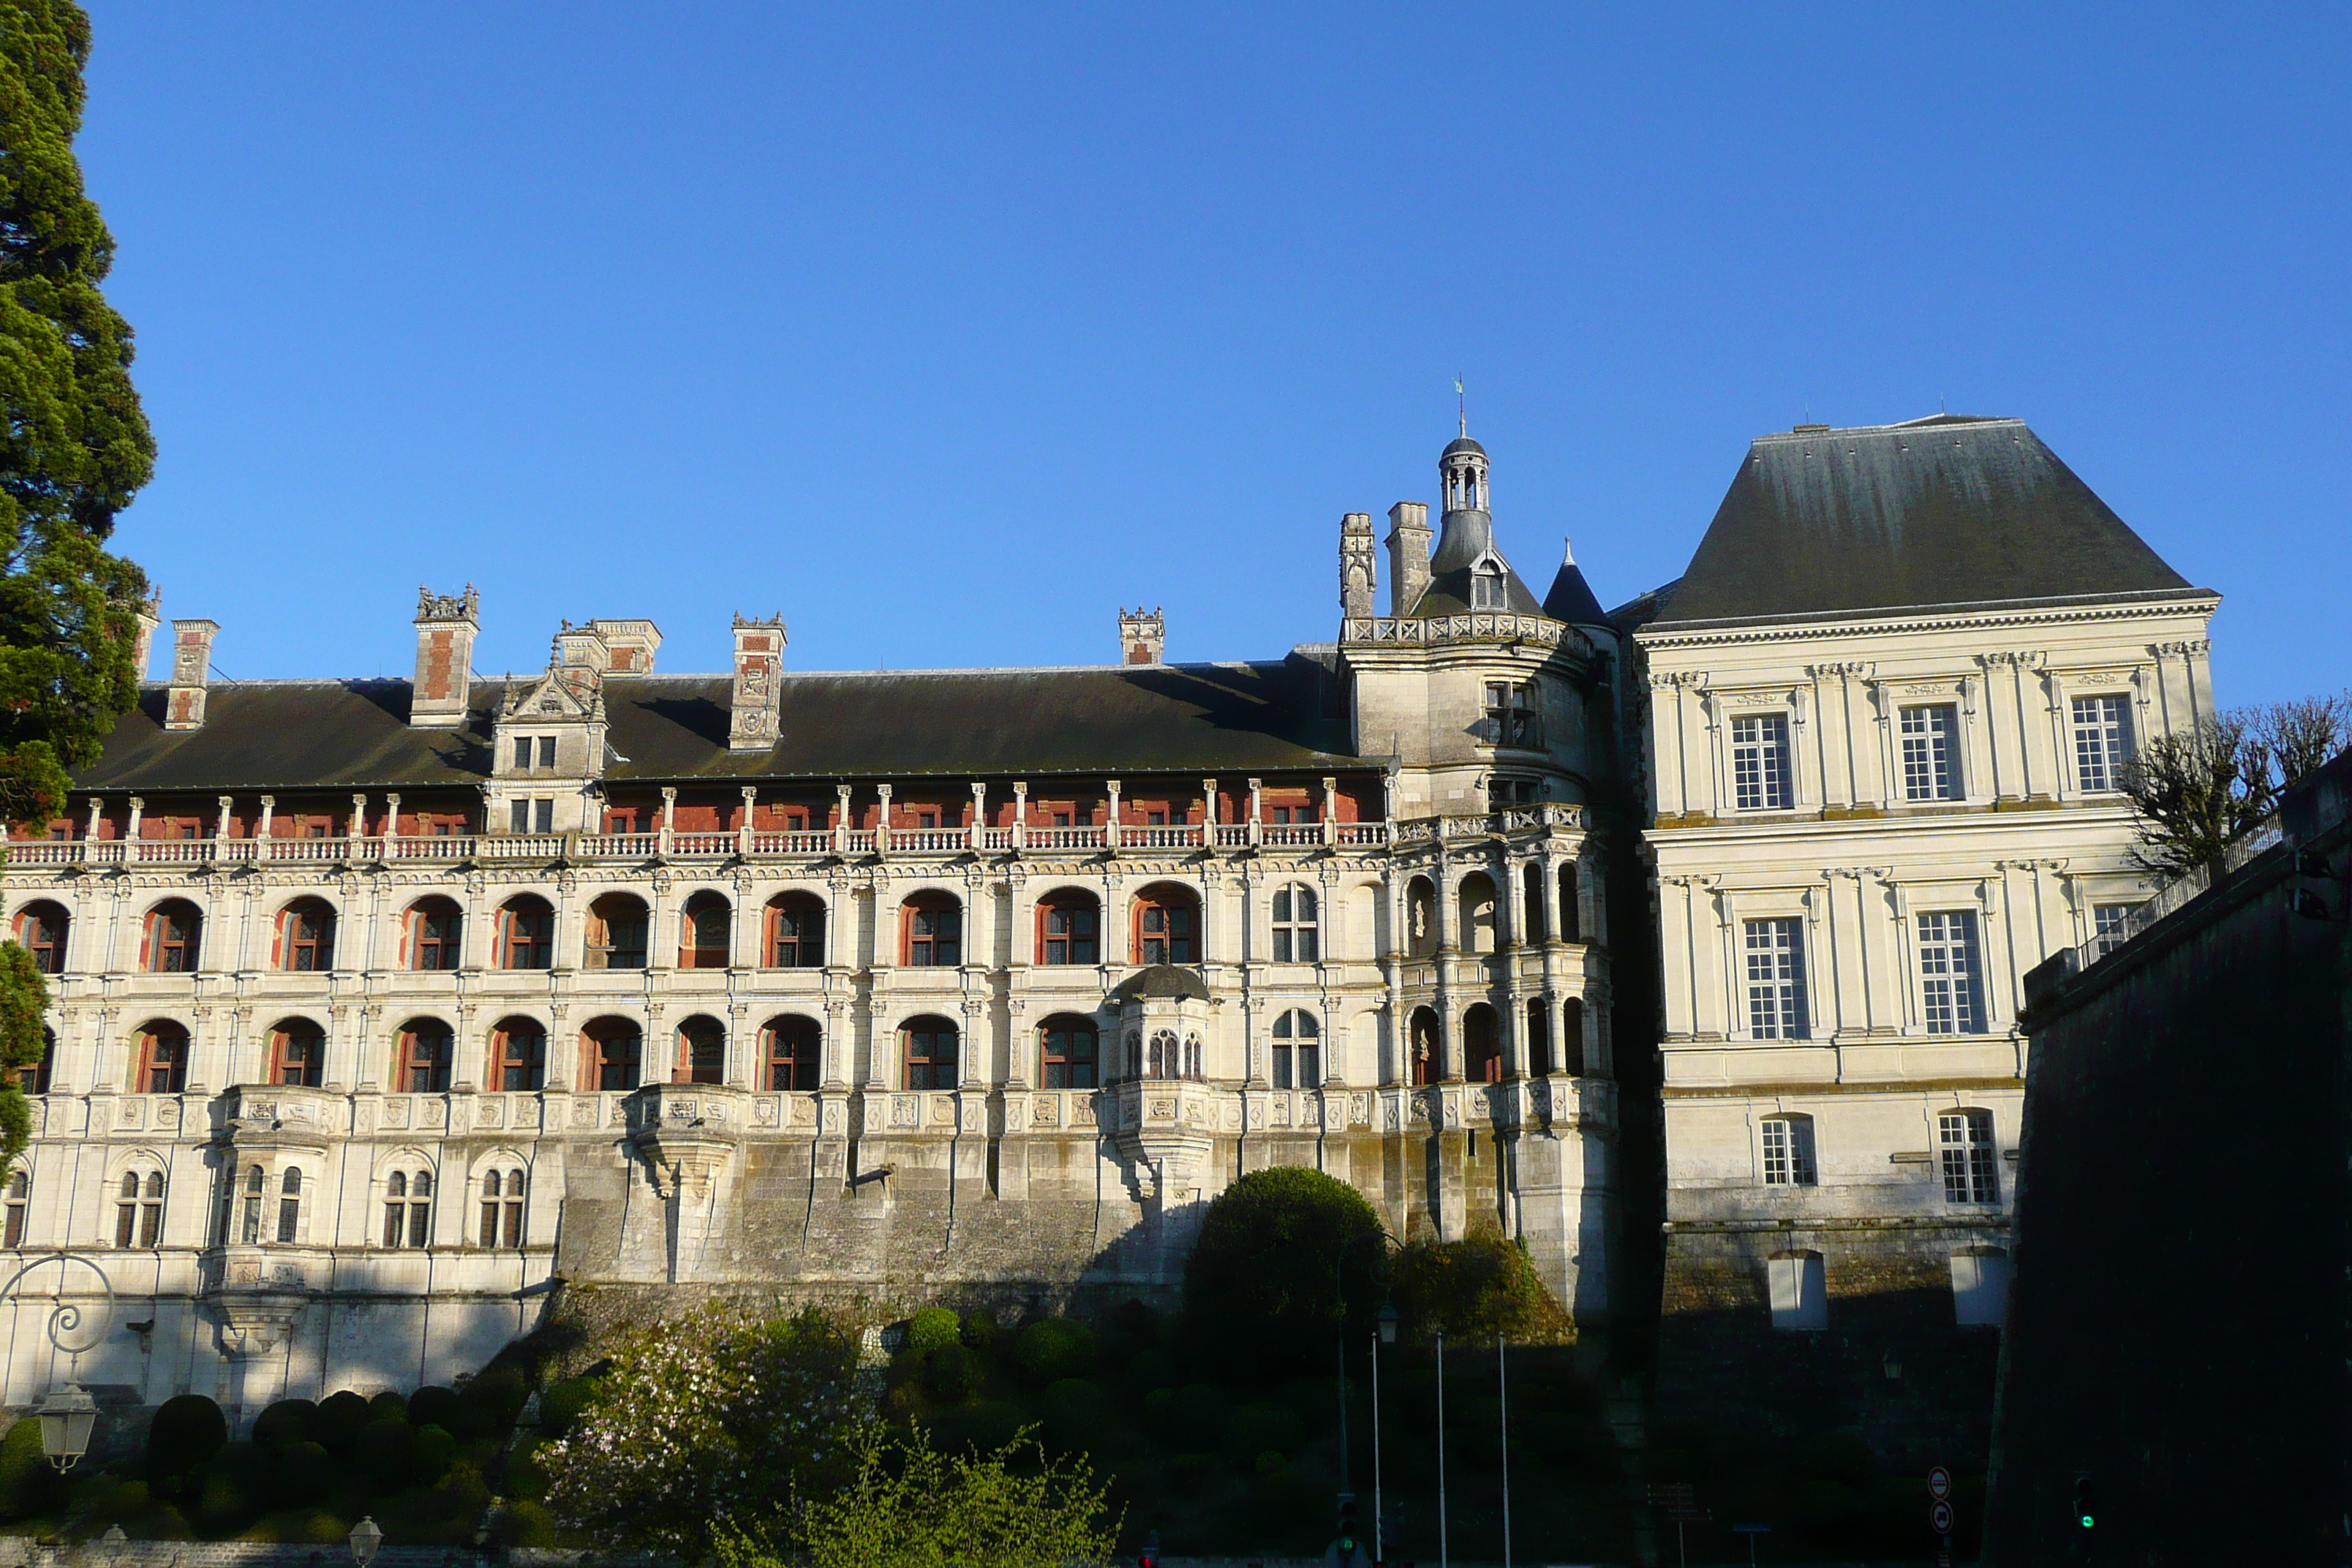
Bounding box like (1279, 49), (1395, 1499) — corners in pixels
(554, 622), (611, 696)
(410, 584), (479, 728)
(131, 589), (161, 680)
(1339, 513), (1376, 619)
(1119, 607), (1166, 666)
(728, 614), (786, 751)
(164, 619), (218, 731)
(585, 618), (662, 674)
(1386, 501), (1431, 616)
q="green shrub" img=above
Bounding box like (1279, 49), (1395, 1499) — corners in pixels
(919, 1343), (976, 1403)
(1040, 1378), (1111, 1453)
(196, 1465), (256, 1537)
(144, 1395), (227, 1505)
(1014, 1318), (1097, 1386)
(241, 1507), (347, 1544)
(410, 1424), (457, 1487)
(455, 1367), (529, 1440)
(1183, 1166), (1387, 1376)
(1390, 1235), (1572, 1343)
(356, 1419), (415, 1490)
(1144, 1384), (1229, 1452)
(251, 1399), (317, 1450)
(0, 1416), (65, 1521)
(535, 1375), (597, 1440)
(265, 1441), (334, 1509)
(1226, 1401), (1305, 1465)
(311, 1392), (372, 1455)
(406, 1385), (459, 1431)
(366, 1391), (407, 1423)
(494, 1498), (559, 1548)
(927, 1398), (1025, 1456)
(906, 1306), (961, 1352)
(958, 1307), (1000, 1349)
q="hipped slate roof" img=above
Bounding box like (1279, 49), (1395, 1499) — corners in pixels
(1648, 415), (2211, 630)
(75, 657), (1360, 794)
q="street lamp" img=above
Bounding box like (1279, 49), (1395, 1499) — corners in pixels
(33, 1382), (98, 1471)
(1373, 1302), (1399, 1564)
(350, 1516), (384, 1568)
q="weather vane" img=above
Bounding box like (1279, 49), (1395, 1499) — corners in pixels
(1455, 374), (1466, 435)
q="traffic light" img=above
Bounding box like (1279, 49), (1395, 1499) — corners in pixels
(1139, 1529), (1160, 1568)
(2073, 1474), (2098, 1531)
(1335, 1491), (1360, 1558)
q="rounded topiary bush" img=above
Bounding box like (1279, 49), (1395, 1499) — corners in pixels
(264, 1441), (335, 1509)
(454, 1367), (529, 1440)
(1014, 1318), (1097, 1386)
(251, 1399), (317, 1450)
(1, 1416), (67, 1521)
(905, 1306), (961, 1352)
(356, 1420), (415, 1490)
(144, 1395), (228, 1506)
(1183, 1166), (1387, 1376)
(534, 1376), (597, 1440)
(311, 1391), (372, 1455)
(1390, 1234), (1572, 1343)
(365, 1391), (407, 1424)
(405, 1385), (459, 1431)
(958, 1306), (1000, 1349)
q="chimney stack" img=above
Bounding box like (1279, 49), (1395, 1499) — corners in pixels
(1338, 513), (1376, 619)
(164, 619), (218, 731)
(1386, 502), (1431, 616)
(1119, 607), (1166, 666)
(728, 614), (787, 751)
(584, 618), (662, 674)
(131, 589), (161, 680)
(554, 622), (611, 696)
(410, 585), (480, 728)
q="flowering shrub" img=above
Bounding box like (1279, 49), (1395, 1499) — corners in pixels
(538, 1306), (864, 1553)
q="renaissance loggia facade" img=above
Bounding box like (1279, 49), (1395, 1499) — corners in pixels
(0, 428), (1624, 1420)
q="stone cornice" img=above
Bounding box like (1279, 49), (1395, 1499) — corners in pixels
(1634, 592), (2220, 652)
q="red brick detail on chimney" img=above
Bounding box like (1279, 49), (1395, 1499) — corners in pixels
(418, 630), (456, 703)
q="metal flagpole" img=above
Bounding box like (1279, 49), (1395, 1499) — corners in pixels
(1436, 1329), (1448, 1568)
(1498, 1333), (1511, 1568)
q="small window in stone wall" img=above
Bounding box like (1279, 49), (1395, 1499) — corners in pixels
(1950, 1247), (2012, 1327)
(1767, 1250), (1827, 1331)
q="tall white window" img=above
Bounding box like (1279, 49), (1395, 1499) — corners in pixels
(2072, 695), (2133, 792)
(1917, 911), (1987, 1035)
(1730, 715), (1793, 810)
(1760, 1115), (1818, 1186)
(2092, 902), (2136, 956)
(1744, 918), (1809, 1039)
(1270, 884), (1319, 962)
(1270, 1009), (1319, 1089)
(1938, 1109), (1999, 1204)
(1900, 704), (1961, 801)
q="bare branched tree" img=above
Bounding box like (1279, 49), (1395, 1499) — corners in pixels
(2253, 692), (2352, 788)
(2121, 692), (2352, 879)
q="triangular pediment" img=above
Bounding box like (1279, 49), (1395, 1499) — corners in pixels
(500, 668), (603, 723)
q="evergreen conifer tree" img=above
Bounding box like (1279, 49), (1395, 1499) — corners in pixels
(0, 1), (154, 1159)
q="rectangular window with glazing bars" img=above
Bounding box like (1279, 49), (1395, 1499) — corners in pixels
(1730, 715), (1793, 810)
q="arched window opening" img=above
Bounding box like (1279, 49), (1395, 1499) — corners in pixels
(1521, 864), (1545, 945)
(1410, 1006), (1442, 1087)
(676, 1016), (726, 1085)
(1939, 1109), (2000, 1205)
(1133, 883), (1200, 965)
(1761, 1115), (1818, 1187)
(903, 895), (962, 968)
(382, 1168), (433, 1248)
(581, 1019), (643, 1093)
(276, 899), (336, 972)
(1039, 1015), (1098, 1089)
(1272, 1009), (1320, 1090)
(1457, 873), (1498, 956)
(116, 1170), (165, 1248)
(396, 1019), (453, 1093)
(1406, 878), (1438, 959)
(480, 1169), (526, 1247)
(277, 1166), (304, 1243)
(1463, 1003), (1501, 1085)
(141, 900), (201, 973)
(763, 1015), (821, 1091)
(1563, 997), (1588, 1077)
(491, 1018), (547, 1090)
(1147, 1029), (1179, 1081)
(679, 892), (731, 969)
(584, 893), (649, 970)
(15, 1030), (53, 1095)
(1271, 885), (1319, 962)
(1525, 998), (1552, 1077)
(4, 1169), (28, 1248)
(764, 893), (826, 968)
(239, 1164), (265, 1244)
(406, 897), (463, 970)
(134, 1022), (189, 1094)
(269, 1019), (325, 1088)
(1036, 891), (1100, 965)
(902, 1017), (958, 1090)
(1186, 1034), (1202, 1079)
(12, 901), (67, 974)
(1558, 862), (1583, 943)
(497, 897), (554, 970)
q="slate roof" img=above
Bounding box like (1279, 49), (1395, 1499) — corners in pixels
(1647, 415), (2212, 630)
(1542, 548), (1608, 626)
(75, 657), (1361, 793)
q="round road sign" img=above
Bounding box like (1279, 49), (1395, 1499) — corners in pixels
(1927, 1466), (1953, 1500)
(1930, 1499), (1955, 1534)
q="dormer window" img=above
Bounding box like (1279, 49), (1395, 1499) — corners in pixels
(513, 735), (557, 772)
(1470, 564), (1506, 610)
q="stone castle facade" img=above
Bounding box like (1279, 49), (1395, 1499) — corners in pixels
(0, 414), (2215, 1459)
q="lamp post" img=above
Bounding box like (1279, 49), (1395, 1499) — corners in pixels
(1373, 1302), (1398, 1564)
(1434, 1327), (1447, 1568)
(1, 1253), (116, 1473)
(349, 1516), (384, 1568)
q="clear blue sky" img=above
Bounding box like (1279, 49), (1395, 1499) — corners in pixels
(78, 4), (2351, 702)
